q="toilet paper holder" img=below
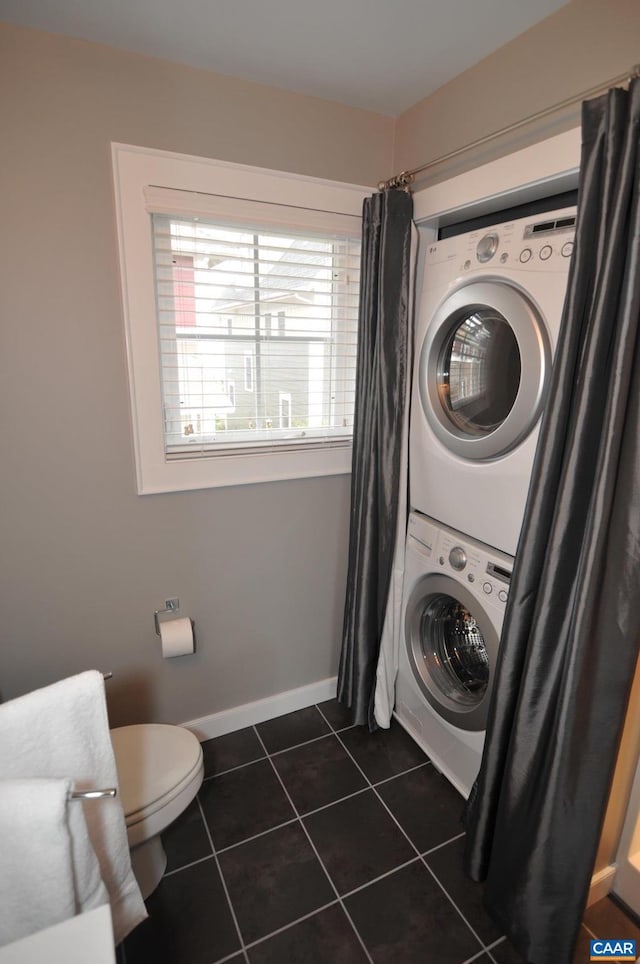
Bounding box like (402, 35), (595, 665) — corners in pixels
(154, 598), (180, 636)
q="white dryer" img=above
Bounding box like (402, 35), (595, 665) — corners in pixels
(410, 205), (576, 555)
(395, 511), (513, 799)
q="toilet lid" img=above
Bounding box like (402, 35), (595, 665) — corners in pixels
(111, 724), (203, 819)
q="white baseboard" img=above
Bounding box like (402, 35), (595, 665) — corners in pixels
(182, 676), (338, 742)
(587, 864), (616, 907)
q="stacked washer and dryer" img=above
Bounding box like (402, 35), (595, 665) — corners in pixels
(395, 206), (577, 798)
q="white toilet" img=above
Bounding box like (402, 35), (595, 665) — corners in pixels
(110, 723), (204, 900)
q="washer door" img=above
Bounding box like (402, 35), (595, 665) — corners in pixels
(418, 279), (551, 460)
(405, 573), (499, 732)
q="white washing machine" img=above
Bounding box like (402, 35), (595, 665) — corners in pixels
(395, 510), (513, 799)
(410, 205), (576, 556)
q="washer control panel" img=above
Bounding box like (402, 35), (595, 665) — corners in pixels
(437, 529), (512, 609)
(407, 512), (514, 608)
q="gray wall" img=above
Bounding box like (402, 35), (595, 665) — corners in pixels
(2, 4), (640, 730)
(0, 22), (393, 725)
(394, 0), (640, 187)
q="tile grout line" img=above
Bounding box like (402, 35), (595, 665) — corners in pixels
(420, 830), (466, 858)
(462, 948), (496, 964)
(372, 759), (432, 786)
(420, 859), (491, 959)
(163, 851), (218, 879)
(195, 794), (251, 964)
(215, 815), (300, 855)
(329, 721), (439, 856)
(328, 720), (488, 958)
(252, 722), (376, 964)
(338, 854), (423, 900)
(253, 713), (357, 758)
(266, 726), (354, 759)
(241, 898), (341, 954)
(483, 934), (509, 963)
(202, 756), (267, 782)
(295, 784), (371, 818)
(483, 937), (509, 951)
(210, 952), (249, 964)
(201, 723), (358, 783)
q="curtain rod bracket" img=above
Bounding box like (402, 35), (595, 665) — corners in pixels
(377, 171), (414, 193)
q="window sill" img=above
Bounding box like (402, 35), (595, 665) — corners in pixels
(135, 442), (353, 494)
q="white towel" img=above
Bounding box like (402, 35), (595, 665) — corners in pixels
(0, 671), (147, 944)
(0, 777), (108, 947)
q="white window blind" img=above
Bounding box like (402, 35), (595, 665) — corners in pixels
(148, 195), (361, 459)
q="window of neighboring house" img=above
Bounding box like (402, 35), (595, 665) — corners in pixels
(172, 254), (196, 325)
(112, 143), (366, 494)
(279, 391), (292, 429)
(244, 353), (255, 393)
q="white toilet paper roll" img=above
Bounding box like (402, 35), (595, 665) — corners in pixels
(159, 617), (195, 658)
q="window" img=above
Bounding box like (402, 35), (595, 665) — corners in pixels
(155, 214), (359, 453)
(243, 353), (255, 393)
(112, 144), (367, 493)
(279, 392), (292, 429)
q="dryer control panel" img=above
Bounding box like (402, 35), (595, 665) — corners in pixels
(424, 205), (577, 279)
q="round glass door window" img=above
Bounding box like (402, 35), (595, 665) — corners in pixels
(439, 308), (521, 437)
(405, 575), (499, 731)
(419, 593), (489, 706)
(419, 281), (551, 461)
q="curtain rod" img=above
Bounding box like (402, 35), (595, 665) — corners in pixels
(379, 64), (640, 192)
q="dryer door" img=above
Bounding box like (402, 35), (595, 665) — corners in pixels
(417, 279), (552, 461)
(405, 573), (499, 732)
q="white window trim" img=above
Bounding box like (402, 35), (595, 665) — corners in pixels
(112, 143), (368, 494)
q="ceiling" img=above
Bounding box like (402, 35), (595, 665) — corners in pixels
(1, 0), (568, 116)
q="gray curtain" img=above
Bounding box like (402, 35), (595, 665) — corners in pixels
(464, 79), (640, 963)
(337, 188), (413, 729)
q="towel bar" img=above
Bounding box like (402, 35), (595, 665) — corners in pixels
(71, 788), (117, 800)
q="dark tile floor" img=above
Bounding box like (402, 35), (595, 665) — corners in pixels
(120, 702), (640, 964)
